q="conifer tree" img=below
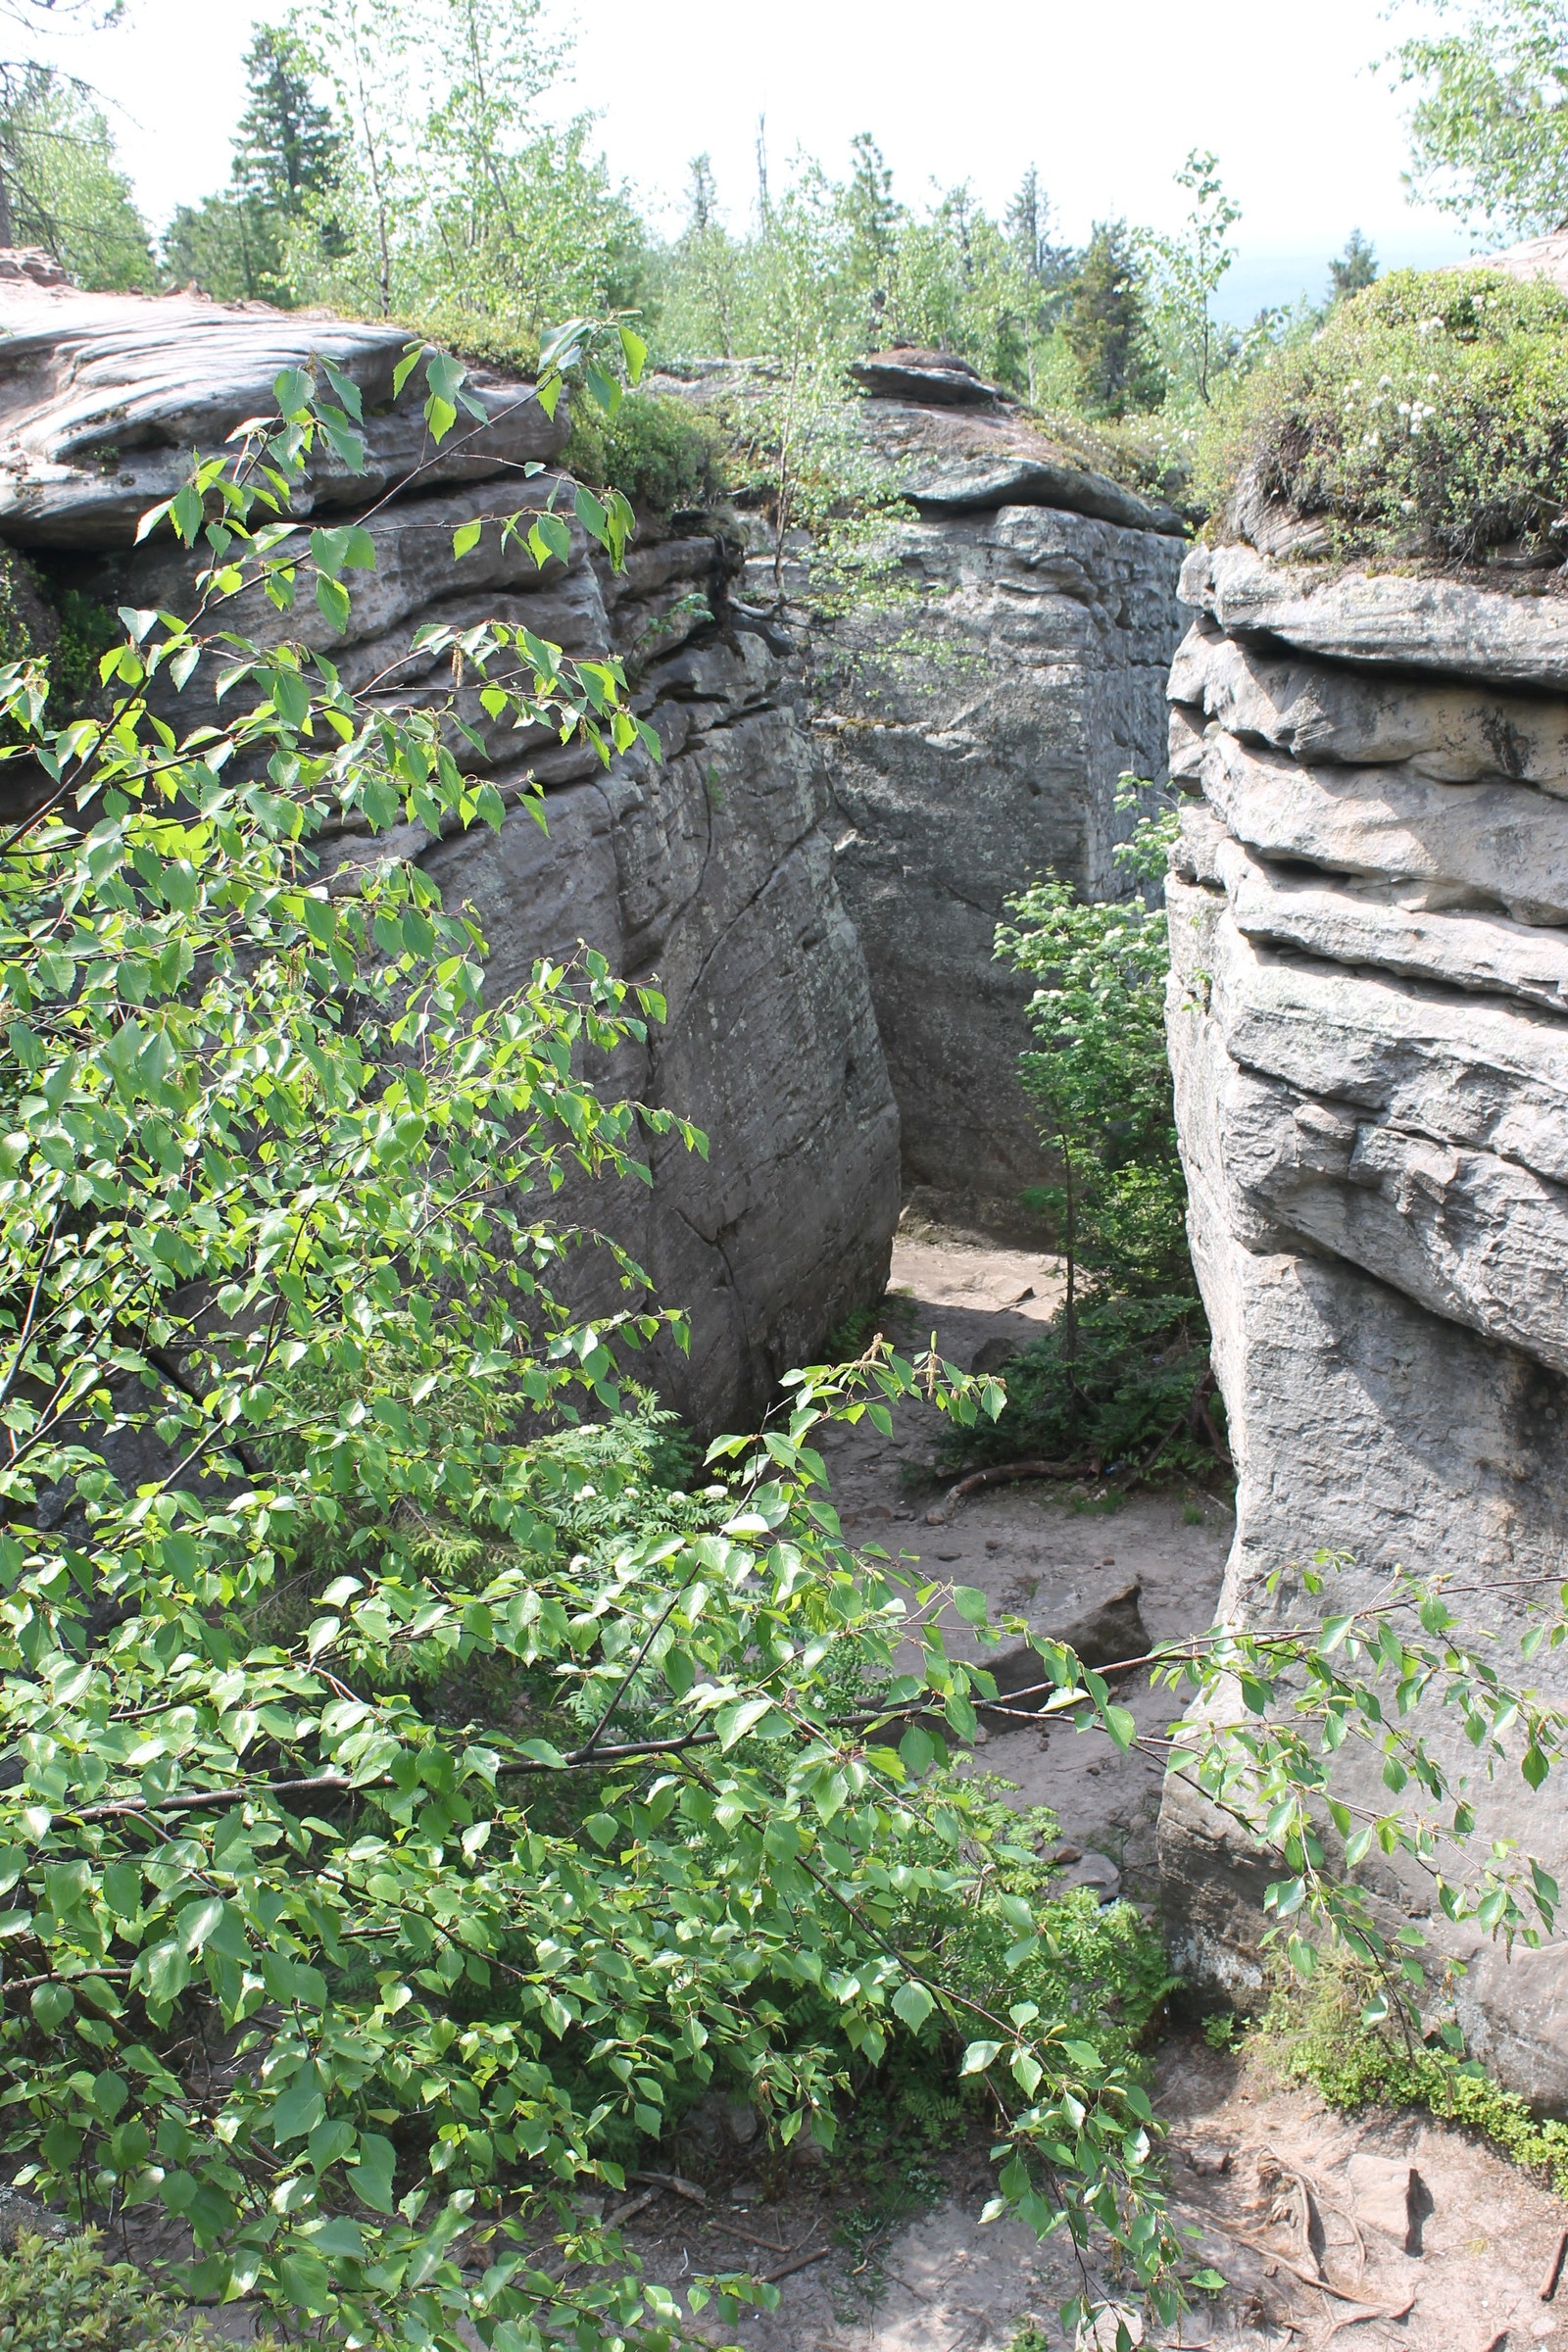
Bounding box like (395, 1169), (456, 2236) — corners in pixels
(1063, 219), (1164, 416)
(232, 26), (341, 216)
(164, 26), (340, 302)
(1328, 225), (1379, 302)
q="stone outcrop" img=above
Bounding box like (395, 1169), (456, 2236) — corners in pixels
(1161, 540), (1568, 2101)
(809, 356), (1188, 1226)
(657, 349), (1189, 1227)
(0, 270), (900, 1432)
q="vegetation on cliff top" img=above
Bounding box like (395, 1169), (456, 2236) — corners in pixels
(1197, 265), (1568, 569)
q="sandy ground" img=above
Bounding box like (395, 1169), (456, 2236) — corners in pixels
(814, 1223), (1233, 1897)
(599, 2029), (1568, 2352)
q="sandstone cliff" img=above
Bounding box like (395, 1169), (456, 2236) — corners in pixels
(0, 266), (899, 1432)
(1161, 538), (1568, 2101)
(809, 356), (1188, 1227)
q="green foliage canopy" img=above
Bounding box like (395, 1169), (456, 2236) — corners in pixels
(1197, 264), (1568, 565)
(0, 65), (152, 290)
(286, 0), (647, 337)
(1396, 0), (1568, 238)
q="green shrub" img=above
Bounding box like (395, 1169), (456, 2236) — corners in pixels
(564, 388), (726, 515)
(1260, 1962), (1568, 2198)
(0, 2231), (217, 2351)
(1198, 266), (1568, 566)
(955, 798), (1222, 1485)
(952, 1293), (1216, 1482)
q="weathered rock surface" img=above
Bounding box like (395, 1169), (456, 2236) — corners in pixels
(1161, 539), (1568, 2100)
(1184, 540), (1568, 690)
(658, 347), (1189, 1228)
(0, 271), (900, 1430)
(0, 272), (566, 548)
(811, 386), (1187, 1224)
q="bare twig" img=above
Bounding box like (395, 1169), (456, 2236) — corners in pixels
(1543, 2222), (1568, 2301)
(763, 2241), (829, 2283)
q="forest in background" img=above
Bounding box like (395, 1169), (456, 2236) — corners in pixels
(0, 0), (1383, 481)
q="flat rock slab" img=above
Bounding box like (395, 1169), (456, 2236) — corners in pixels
(1346, 2152), (1422, 2250)
(0, 280), (564, 544)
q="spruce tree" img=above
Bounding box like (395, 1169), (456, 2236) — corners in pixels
(163, 29), (339, 304)
(233, 27), (341, 216)
(1063, 220), (1164, 417)
(1328, 226), (1379, 303)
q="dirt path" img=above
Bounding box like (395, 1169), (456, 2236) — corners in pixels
(815, 1220), (1232, 1897)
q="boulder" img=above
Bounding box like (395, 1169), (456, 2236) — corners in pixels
(858, 393), (1185, 534)
(850, 346), (1004, 406)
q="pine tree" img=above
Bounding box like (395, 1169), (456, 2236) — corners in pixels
(1328, 226), (1379, 303)
(844, 130), (900, 344)
(232, 27), (341, 216)
(1063, 220), (1164, 417)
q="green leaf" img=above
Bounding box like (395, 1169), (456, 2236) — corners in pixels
(618, 323), (648, 383)
(453, 518), (483, 560)
(316, 573), (352, 632)
(270, 2072), (326, 2147)
(348, 2132), (397, 2214)
(959, 2039), (1002, 2075)
(273, 366), (312, 418)
(714, 1695), (773, 1750)
(891, 1981), (934, 2032)
(29, 1982), (72, 2033)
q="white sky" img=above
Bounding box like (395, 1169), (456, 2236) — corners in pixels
(51, 0), (1478, 319)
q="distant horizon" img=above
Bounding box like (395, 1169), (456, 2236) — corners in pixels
(44, 0), (1488, 318)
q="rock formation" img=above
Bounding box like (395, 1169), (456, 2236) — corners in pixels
(808, 353), (1188, 1226)
(1161, 537), (1568, 2102)
(0, 263), (899, 1432)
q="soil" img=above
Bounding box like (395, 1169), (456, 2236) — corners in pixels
(814, 1219), (1232, 1899)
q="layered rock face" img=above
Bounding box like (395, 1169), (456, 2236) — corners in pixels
(1161, 540), (1568, 2100)
(0, 260), (899, 1431)
(813, 359), (1188, 1225)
